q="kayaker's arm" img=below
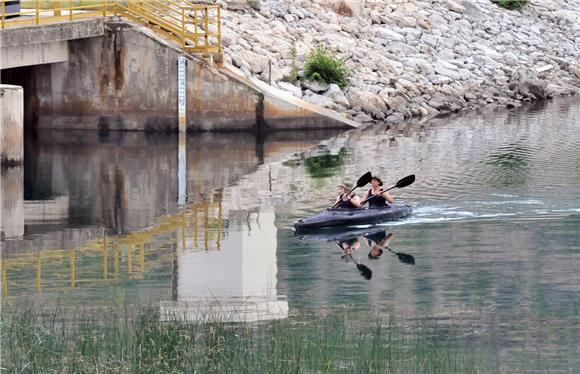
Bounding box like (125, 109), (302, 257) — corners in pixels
(381, 190), (395, 203)
(350, 195), (362, 208)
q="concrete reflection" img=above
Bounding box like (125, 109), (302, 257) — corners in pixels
(1, 167), (24, 239)
(161, 207), (288, 322)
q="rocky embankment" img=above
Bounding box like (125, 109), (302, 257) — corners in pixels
(218, 0), (580, 123)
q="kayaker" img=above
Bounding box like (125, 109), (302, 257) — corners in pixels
(362, 177), (394, 207)
(337, 238), (360, 259)
(334, 183), (362, 209)
(366, 231), (394, 259)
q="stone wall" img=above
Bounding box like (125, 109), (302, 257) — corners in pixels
(220, 0), (580, 123)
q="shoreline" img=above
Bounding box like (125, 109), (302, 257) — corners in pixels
(220, 0), (580, 125)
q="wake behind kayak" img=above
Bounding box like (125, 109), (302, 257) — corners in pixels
(294, 204), (412, 231)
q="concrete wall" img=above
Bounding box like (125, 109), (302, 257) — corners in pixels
(1, 84), (24, 165)
(1, 19), (355, 132)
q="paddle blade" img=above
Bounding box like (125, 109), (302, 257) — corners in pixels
(356, 263), (373, 279)
(396, 253), (415, 265)
(356, 172), (373, 188)
(395, 174), (415, 189)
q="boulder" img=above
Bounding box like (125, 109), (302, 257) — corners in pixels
(446, 0), (465, 14)
(347, 88), (387, 117)
(301, 79), (330, 93)
(237, 50), (270, 74)
(277, 82), (302, 97)
(321, 0), (363, 17)
(304, 93), (335, 108)
(510, 67), (547, 99)
(376, 28), (406, 42)
(323, 84), (350, 107)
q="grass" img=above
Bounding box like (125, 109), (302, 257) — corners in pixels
(0, 303), (484, 373)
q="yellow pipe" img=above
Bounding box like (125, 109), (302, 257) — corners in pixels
(193, 205), (198, 247)
(35, 0), (39, 24)
(54, 1), (61, 17)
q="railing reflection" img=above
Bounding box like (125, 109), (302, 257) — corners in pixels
(1, 198), (224, 297)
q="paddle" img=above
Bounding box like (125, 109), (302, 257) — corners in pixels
(331, 171), (373, 209)
(380, 245), (415, 265)
(337, 241), (373, 280)
(360, 174), (415, 206)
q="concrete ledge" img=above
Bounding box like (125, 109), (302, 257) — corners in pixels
(0, 17), (106, 47)
(1, 84), (24, 166)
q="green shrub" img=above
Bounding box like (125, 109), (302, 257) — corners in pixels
(304, 45), (350, 88)
(491, 0), (529, 11)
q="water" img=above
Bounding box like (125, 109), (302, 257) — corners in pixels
(2, 98), (579, 372)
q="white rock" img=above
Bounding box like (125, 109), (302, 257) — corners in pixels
(323, 84), (350, 107)
(376, 27), (406, 42)
(446, 0), (465, 14)
(304, 93), (335, 108)
(277, 82), (302, 97)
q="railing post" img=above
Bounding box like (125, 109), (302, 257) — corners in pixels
(103, 0), (107, 17)
(69, 0), (72, 21)
(54, 1), (61, 17)
(204, 6), (209, 55)
(1, 1), (5, 29)
(181, 6), (185, 49)
(217, 5), (222, 52)
(35, 0), (39, 25)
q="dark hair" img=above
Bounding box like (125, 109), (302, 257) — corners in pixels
(371, 177), (383, 186)
(368, 248), (384, 260)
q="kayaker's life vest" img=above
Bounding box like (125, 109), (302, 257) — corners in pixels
(337, 194), (356, 209)
(367, 188), (387, 207)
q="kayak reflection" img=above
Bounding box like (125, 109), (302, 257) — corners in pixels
(297, 227), (416, 280)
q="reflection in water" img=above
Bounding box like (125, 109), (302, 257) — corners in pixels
(162, 208), (288, 322)
(304, 147), (347, 179)
(1, 98), (579, 371)
(299, 227), (415, 281)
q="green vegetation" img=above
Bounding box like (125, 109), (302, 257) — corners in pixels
(304, 148), (348, 179)
(287, 39), (299, 83)
(1, 304), (483, 373)
(491, 0), (529, 11)
(304, 44), (350, 88)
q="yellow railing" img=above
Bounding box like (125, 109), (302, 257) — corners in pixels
(0, 0), (221, 54)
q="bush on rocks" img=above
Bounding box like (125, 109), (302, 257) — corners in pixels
(491, 0), (529, 11)
(304, 45), (350, 88)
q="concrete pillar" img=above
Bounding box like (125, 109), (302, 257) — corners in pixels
(1, 84), (24, 166)
(1, 167), (24, 239)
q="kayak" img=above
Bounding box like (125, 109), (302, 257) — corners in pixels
(294, 204), (412, 231)
(295, 225), (389, 242)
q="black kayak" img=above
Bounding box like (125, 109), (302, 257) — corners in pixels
(294, 204), (412, 231)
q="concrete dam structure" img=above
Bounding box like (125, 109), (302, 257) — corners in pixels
(0, 3), (356, 132)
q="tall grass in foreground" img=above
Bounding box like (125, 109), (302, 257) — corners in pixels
(1, 305), (484, 373)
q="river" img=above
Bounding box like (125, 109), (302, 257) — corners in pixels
(1, 98), (579, 372)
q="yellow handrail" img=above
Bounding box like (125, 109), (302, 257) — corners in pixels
(0, 0), (221, 54)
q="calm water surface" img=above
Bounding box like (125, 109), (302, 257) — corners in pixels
(2, 98), (579, 372)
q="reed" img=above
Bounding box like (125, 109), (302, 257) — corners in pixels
(1, 304), (484, 373)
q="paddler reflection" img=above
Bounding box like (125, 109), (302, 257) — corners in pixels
(336, 237), (373, 280)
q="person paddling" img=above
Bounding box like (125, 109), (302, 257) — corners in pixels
(334, 183), (362, 209)
(362, 177), (394, 207)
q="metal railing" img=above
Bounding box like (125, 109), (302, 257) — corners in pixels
(0, 0), (221, 54)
